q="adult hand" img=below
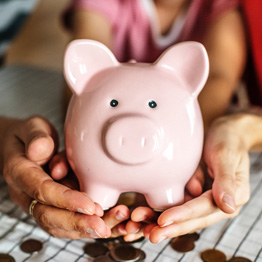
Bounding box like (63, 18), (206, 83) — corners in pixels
(2, 116), (112, 239)
(49, 150), (131, 239)
(130, 114), (254, 243)
(125, 169), (205, 242)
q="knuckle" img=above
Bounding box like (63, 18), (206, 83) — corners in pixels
(72, 215), (88, 233)
(37, 210), (50, 228)
(33, 179), (53, 203)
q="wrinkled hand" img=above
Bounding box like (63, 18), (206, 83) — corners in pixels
(2, 116), (113, 239)
(49, 150), (131, 239)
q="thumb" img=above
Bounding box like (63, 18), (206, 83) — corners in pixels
(205, 149), (237, 214)
(18, 117), (58, 165)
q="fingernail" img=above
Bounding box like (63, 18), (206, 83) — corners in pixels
(161, 220), (174, 227)
(77, 208), (94, 215)
(222, 194), (236, 211)
(125, 234), (137, 242)
(157, 235), (167, 243)
(115, 210), (127, 221)
(133, 225), (141, 234)
(118, 227), (127, 234)
(86, 228), (102, 238)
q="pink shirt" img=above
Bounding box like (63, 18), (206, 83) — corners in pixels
(65, 0), (240, 63)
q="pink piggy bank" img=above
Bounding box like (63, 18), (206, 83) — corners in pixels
(64, 39), (209, 211)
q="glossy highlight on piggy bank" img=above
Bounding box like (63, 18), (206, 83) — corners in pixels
(64, 39), (209, 210)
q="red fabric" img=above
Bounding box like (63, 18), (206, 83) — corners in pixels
(242, 0), (262, 105)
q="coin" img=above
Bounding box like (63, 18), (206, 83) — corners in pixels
(110, 244), (141, 262)
(200, 249), (226, 262)
(228, 257), (252, 262)
(20, 239), (43, 253)
(83, 242), (109, 257)
(94, 254), (115, 262)
(0, 253), (15, 262)
(136, 249), (146, 261)
(179, 232), (200, 241)
(170, 237), (195, 253)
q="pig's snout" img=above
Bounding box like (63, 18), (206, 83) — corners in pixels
(103, 116), (163, 165)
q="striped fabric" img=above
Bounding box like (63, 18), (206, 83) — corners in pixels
(0, 0), (38, 65)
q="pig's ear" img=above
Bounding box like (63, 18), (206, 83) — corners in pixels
(64, 40), (119, 95)
(155, 42), (209, 98)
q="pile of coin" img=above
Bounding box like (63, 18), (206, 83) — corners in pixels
(83, 240), (146, 261)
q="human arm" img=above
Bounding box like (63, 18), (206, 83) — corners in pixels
(199, 8), (247, 130)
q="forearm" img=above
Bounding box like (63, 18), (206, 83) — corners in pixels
(237, 114), (262, 151)
(198, 74), (237, 131)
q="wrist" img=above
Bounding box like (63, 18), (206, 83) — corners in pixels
(230, 114), (262, 151)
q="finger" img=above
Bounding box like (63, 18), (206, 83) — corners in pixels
(18, 117), (58, 164)
(205, 148), (238, 213)
(126, 220), (142, 234)
(103, 205), (130, 229)
(11, 157), (101, 216)
(186, 165), (205, 197)
(131, 207), (159, 223)
(157, 190), (218, 227)
(33, 202), (111, 239)
(149, 208), (239, 243)
(143, 223), (157, 239)
(110, 223), (127, 238)
(123, 231), (144, 242)
(49, 152), (69, 180)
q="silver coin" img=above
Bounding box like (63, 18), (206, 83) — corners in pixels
(110, 244), (141, 262)
(0, 253), (16, 262)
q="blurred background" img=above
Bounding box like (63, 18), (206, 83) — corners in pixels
(1, 0), (71, 71)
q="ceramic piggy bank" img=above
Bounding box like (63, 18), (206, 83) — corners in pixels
(64, 39), (209, 210)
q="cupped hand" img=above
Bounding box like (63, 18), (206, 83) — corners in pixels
(3, 116), (111, 239)
(49, 148), (131, 239)
(204, 115), (250, 214)
(134, 115), (251, 243)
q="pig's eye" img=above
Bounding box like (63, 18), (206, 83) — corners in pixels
(148, 100), (157, 108)
(110, 99), (118, 107)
